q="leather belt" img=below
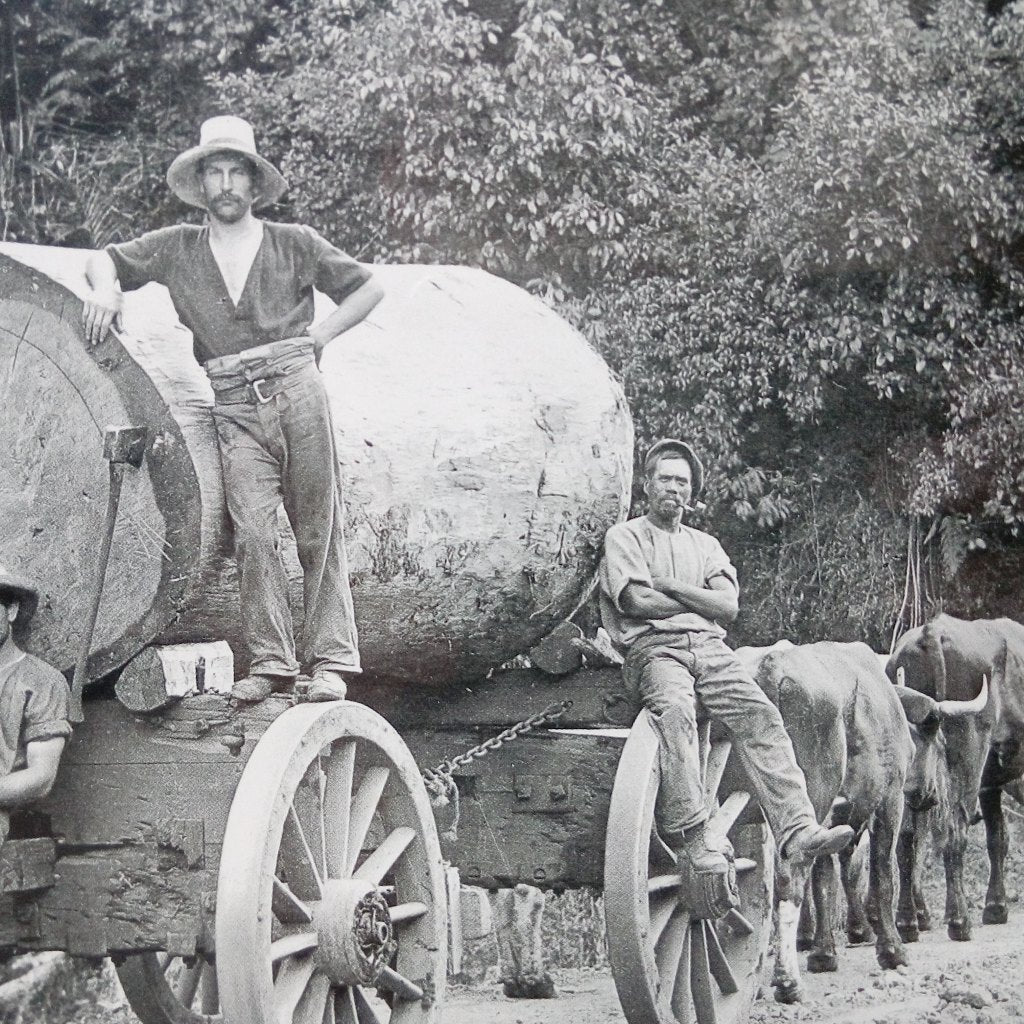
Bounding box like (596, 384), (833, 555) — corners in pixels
(213, 375), (298, 406)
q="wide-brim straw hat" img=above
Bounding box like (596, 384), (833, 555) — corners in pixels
(0, 566), (39, 629)
(167, 115), (288, 211)
(643, 438), (705, 497)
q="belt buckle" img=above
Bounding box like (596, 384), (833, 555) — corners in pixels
(251, 378), (272, 404)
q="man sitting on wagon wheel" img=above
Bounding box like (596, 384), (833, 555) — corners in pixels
(80, 116), (383, 705)
(599, 439), (855, 876)
(0, 567), (72, 845)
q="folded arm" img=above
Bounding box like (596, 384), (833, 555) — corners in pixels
(0, 738), (66, 807)
(620, 574), (739, 624)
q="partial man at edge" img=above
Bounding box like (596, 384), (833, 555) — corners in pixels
(0, 566), (71, 844)
(81, 115), (383, 704)
(599, 439), (855, 877)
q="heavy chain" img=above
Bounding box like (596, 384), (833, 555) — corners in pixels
(427, 698), (574, 779)
(422, 699), (574, 841)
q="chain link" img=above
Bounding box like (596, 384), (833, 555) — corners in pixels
(426, 698), (574, 779)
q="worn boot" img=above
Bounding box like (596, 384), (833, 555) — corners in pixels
(785, 823), (856, 862)
(305, 670), (349, 703)
(674, 824), (732, 876)
(231, 674), (293, 703)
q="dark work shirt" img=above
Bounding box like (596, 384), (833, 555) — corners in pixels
(106, 223), (372, 364)
(0, 653), (72, 777)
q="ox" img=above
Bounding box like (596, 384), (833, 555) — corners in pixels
(735, 641), (913, 1003)
(888, 614), (1023, 941)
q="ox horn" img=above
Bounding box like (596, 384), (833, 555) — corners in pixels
(937, 675), (989, 718)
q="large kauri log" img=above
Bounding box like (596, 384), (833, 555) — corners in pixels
(0, 243), (632, 686)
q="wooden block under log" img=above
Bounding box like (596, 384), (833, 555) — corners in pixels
(0, 839), (56, 894)
(528, 622), (585, 675)
(115, 642), (234, 713)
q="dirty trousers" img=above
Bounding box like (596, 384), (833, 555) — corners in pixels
(207, 338), (360, 679)
(623, 631), (816, 852)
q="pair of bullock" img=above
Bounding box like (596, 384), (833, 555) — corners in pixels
(730, 615), (1019, 1003)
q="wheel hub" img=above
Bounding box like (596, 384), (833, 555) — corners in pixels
(314, 880), (396, 986)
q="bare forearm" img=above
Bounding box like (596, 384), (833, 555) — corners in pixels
(309, 277), (384, 359)
(85, 250), (119, 292)
(82, 251), (124, 346)
(656, 578), (738, 623)
(0, 765), (56, 806)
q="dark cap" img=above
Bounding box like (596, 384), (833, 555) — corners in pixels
(643, 439), (705, 497)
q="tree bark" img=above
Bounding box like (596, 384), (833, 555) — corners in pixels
(0, 244), (633, 687)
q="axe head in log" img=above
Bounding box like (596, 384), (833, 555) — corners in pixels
(102, 426), (147, 468)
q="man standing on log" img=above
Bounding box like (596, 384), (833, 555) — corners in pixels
(599, 439), (854, 877)
(81, 116), (382, 703)
(0, 567), (71, 844)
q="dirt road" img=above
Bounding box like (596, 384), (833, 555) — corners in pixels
(440, 902), (1024, 1024)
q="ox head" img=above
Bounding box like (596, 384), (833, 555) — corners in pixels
(894, 668), (989, 812)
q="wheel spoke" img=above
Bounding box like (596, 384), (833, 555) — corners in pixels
(352, 826), (416, 884)
(347, 767), (391, 875)
(324, 741), (356, 879)
(668, 919), (693, 1020)
(655, 907), (690, 997)
(335, 988), (357, 1024)
(704, 919), (739, 995)
(650, 891), (679, 946)
(707, 791), (750, 840)
(322, 988), (337, 1024)
(200, 962), (219, 1015)
(274, 956), (318, 1021)
(648, 872), (682, 895)
(390, 900), (429, 925)
(351, 987), (384, 1024)
(295, 971), (331, 1024)
(271, 931), (320, 962)
(274, 876), (315, 924)
(286, 802), (324, 895)
(703, 739), (733, 813)
(724, 907), (754, 936)
(174, 961), (203, 1010)
(691, 921), (719, 1024)
(377, 965), (425, 1001)
(316, 754), (330, 880)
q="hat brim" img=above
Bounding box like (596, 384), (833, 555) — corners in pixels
(167, 143), (288, 211)
(0, 575), (39, 629)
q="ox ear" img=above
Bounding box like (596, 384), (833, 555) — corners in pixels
(894, 685), (939, 727)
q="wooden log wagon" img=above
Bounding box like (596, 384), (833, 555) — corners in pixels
(0, 246), (775, 1024)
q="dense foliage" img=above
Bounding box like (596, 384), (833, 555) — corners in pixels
(4, 0), (1024, 642)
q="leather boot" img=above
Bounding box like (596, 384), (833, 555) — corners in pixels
(674, 824), (731, 875)
(785, 823), (856, 862)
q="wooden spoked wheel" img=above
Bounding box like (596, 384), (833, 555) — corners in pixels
(115, 953), (220, 1024)
(605, 710), (774, 1024)
(215, 702), (447, 1024)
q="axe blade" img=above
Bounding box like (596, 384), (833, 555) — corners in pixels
(102, 425), (147, 467)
